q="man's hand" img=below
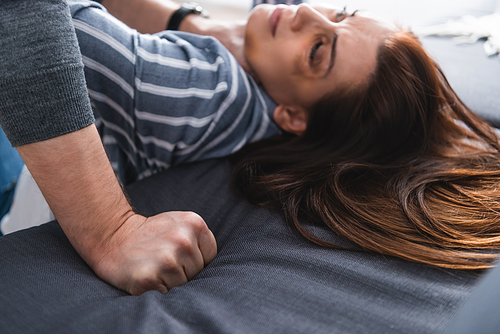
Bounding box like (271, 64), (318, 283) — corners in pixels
(93, 211), (217, 295)
(17, 125), (216, 296)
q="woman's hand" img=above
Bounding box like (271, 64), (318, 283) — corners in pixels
(180, 16), (253, 74)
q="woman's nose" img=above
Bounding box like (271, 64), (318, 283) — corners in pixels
(290, 4), (323, 32)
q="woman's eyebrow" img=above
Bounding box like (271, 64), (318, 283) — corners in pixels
(328, 33), (339, 74)
(327, 12), (357, 75)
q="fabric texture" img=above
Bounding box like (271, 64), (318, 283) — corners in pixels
(71, 1), (279, 184)
(0, 0), (95, 147)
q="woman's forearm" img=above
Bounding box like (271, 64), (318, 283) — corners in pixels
(100, 0), (251, 72)
(99, 0), (243, 38)
(100, 0), (180, 34)
(100, 0), (220, 35)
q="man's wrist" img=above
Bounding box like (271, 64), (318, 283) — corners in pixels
(89, 212), (146, 269)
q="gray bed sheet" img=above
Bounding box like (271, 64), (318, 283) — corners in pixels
(1, 0), (500, 333)
(0, 159), (481, 333)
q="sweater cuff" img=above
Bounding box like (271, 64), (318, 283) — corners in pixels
(0, 64), (95, 147)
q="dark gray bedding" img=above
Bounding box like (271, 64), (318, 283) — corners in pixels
(1, 0), (500, 333)
(0, 159), (481, 333)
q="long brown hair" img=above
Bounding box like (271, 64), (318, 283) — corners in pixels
(232, 31), (500, 270)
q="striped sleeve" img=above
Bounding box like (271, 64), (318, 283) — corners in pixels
(69, 1), (280, 184)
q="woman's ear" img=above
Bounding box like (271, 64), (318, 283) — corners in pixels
(273, 105), (308, 136)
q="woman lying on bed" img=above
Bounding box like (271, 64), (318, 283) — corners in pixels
(76, 0), (500, 270)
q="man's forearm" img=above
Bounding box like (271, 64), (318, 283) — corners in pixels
(17, 123), (217, 296)
(4, 0), (217, 296)
(16, 124), (137, 268)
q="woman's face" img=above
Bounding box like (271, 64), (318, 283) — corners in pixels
(244, 4), (398, 110)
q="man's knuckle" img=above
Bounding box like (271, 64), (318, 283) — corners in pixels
(177, 236), (194, 252)
(158, 250), (177, 268)
(188, 213), (207, 231)
(128, 267), (162, 295)
(184, 211), (201, 222)
(131, 264), (152, 279)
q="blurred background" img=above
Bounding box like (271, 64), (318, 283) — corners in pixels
(185, 0), (499, 28)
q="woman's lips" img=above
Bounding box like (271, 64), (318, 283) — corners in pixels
(270, 7), (285, 37)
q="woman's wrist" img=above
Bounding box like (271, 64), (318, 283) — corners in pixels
(178, 14), (212, 35)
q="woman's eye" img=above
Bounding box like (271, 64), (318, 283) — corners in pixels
(309, 41), (323, 65)
(336, 7), (347, 22)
